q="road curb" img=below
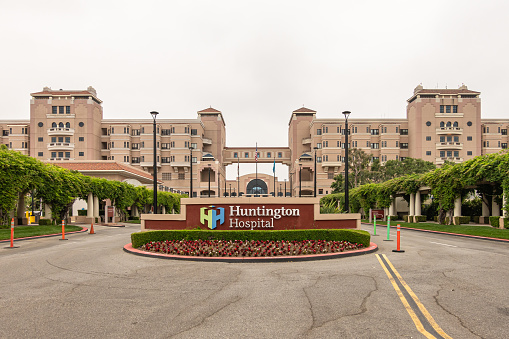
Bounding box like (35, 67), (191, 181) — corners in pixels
(0, 227), (88, 243)
(123, 242), (378, 263)
(362, 223), (509, 243)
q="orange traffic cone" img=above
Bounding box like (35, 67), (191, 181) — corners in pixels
(90, 222), (95, 234)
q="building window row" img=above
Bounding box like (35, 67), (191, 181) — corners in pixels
(52, 106), (71, 114)
(440, 105), (458, 113)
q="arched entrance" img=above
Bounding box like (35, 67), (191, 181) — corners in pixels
(246, 179), (268, 195)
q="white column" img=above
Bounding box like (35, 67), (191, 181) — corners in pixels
(415, 192), (422, 216)
(87, 193), (94, 218)
(161, 205), (166, 214)
(482, 197), (489, 217)
(93, 196), (100, 218)
(492, 197), (500, 217)
(454, 196), (462, 217)
(503, 193), (507, 218)
(409, 193), (415, 216)
(44, 203), (52, 220)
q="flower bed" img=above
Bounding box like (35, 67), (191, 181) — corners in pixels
(140, 239), (364, 257)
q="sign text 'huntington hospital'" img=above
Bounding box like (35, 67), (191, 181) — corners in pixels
(228, 205), (300, 229)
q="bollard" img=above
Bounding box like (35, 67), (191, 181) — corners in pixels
(392, 224), (405, 252)
(90, 222), (95, 234)
(373, 215), (378, 236)
(384, 215), (393, 241)
(10, 218), (14, 247)
(60, 219), (67, 241)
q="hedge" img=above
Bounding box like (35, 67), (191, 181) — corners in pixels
(414, 215), (427, 222)
(131, 229), (371, 249)
(454, 216), (470, 225)
(472, 216), (480, 223)
(38, 219), (53, 225)
(490, 216), (499, 228)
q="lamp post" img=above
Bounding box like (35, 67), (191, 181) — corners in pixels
(284, 179), (287, 197)
(229, 184), (231, 197)
(313, 146), (318, 197)
(343, 110), (351, 212)
(189, 146), (193, 198)
(279, 183), (282, 197)
(208, 164), (211, 197)
(150, 111), (159, 213)
(299, 164), (302, 197)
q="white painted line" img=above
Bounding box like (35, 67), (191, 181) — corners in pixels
(430, 241), (457, 248)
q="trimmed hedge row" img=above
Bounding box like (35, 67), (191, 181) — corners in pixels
(490, 216), (509, 228)
(38, 219), (53, 225)
(131, 229), (371, 249)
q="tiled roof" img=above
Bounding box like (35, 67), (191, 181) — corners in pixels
(293, 107), (316, 113)
(31, 90), (95, 96)
(198, 107), (221, 113)
(52, 162), (155, 182)
(415, 89), (480, 95)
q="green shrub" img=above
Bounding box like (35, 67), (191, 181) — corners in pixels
(415, 215), (427, 222)
(130, 216), (140, 221)
(388, 215), (399, 221)
(434, 216), (438, 222)
(77, 210), (87, 216)
(472, 216), (480, 223)
(490, 216), (500, 228)
(131, 229), (371, 249)
(454, 216), (470, 225)
(505, 218), (509, 229)
(38, 219), (53, 225)
(403, 215), (409, 222)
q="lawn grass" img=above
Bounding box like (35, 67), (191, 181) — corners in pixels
(0, 225), (83, 241)
(364, 220), (509, 240)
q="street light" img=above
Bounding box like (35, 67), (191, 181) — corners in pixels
(279, 183), (282, 197)
(150, 111), (159, 213)
(189, 146), (193, 198)
(313, 146), (318, 197)
(284, 179), (287, 197)
(343, 110), (351, 212)
(208, 164), (212, 197)
(229, 183), (232, 197)
(299, 163), (302, 197)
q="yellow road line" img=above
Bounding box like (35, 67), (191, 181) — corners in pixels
(375, 254), (436, 339)
(382, 254), (452, 339)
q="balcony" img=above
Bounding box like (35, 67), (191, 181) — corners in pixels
(436, 157), (463, 165)
(170, 161), (191, 168)
(436, 127), (463, 135)
(302, 138), (311, 145)
(202, 138), (212, 145)
(47, 142), (74, 150)
(436, 142), (463, 150)
(139, 162), (161, 168)
(47, 128), (74, 136)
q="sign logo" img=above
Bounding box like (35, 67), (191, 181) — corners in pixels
(200, 205), (225, 229)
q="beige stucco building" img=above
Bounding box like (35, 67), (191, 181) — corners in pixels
(1, 84), (508, 198)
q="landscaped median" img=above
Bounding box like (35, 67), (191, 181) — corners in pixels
(125, 229), (377, 262)
(0, 225), (85, 241)
(365, 220), (509, 241)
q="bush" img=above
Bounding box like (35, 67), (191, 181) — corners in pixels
(131, 229), (371, 249)
(490, 216), (500, 228)
(403, 215), (409, 222)
(415, 215), (427, 222)
(130, 216), (140, 221)
(38, 219), (53, 225)
(388, 215), (399, 221)
(77, 210), (87, 216)
(472, 216), (480, 223)
(454, 216), (470, 225)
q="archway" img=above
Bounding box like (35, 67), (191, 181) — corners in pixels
(246, 179), (268, 195)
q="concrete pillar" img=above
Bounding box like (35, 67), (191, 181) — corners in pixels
(409, 193), (415, 217)
(87, 193), (94, 218)
(482, 197), (490, 217)
(415, 192), (422, 216)
(503, 193), (507, 218)
(44, 203), (52, 220)
(391, 197), (396, 216)
(492, 197), (500, 217)
(454, 196), (462, 217)
(93, 196), (100, 219)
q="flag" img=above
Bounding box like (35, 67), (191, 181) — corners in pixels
(237, 156), (239, 177)
(255, 143), (258, 162)
(273, 158), (276, 173)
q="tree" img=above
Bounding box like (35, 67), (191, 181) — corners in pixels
(348, 148), (371, 188)
(330, 174), (344, 194)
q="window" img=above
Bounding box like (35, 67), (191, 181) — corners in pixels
(178, 173), (185, 180)
(245, 152), (249, 158)
(426, 136), (431, 141)
(79, 152), (84, 156)
(323, 155), (328, 162)
(454, 151), (459, 157)
(426, 121), (431, 127)
(440, 105), (457, 113)
(370, 129), (379, 135)
(446, 121), (451, 127)
(267, 152), (271, 158)
(51, 152), (56, 158)
(396, 127), (399, 133)
(161, 157), (171, 163)
(38, 152), (43, 157)
(316, 157), (322, 163)
(371, 143), (379, 149)
(66, 106), (70, 114)
(316, 129), (322, 135)
(65, 137), (70, 143)
(323, 126), (328, 133)
(498, 141), (501, 148)
(453, 106), (458, 113)
(234, 152), (238, 158)
(169, 141), (174, 148)
(58, 137), (63, 142)
(366, 141), (370, 147)
(111, 142), (114, 148)
(191, 129), (197, 135)
(453, 121), (458, 128)
(396, 141), (399, 147)
(38, 137), (43, 142)
(400, 143), (408, 149)
(51, 137), (56, 142)
(52, 106), (57, 114)
(278, 152), (282, 158)
(337, 127), (340, 133)
(65, 152), (70, 158)
(467, 136), (472, 141)
(132, 157), (140, 164)
(141, 127), (145, 134)
(447, 136), (452, 142)
(440, 151), (445, 157)
(400, 129), (408, 135)
(59, 122), (64, 128)
(192, 157), (197, 163)
(142, 141), (145, 148)
(467, 151), (472, 156)
(467, 121), (472, 127)
(185, 127), (189, 134)
(132, 129), (140, 136)
(502, 143), (508, 149)
(502, 129), (507, 135)
(440, 121), (445, 128)
(191, 143), (197, 149)
(162, 173), (171, 180)
(426, 151), (431, 156)
(328, 173), (334, 179)
(454, 136), (459, 142)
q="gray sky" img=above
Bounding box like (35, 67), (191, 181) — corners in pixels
(1, 0), (508, 180)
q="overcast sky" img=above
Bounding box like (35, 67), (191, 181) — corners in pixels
(1, 0), (507, 180)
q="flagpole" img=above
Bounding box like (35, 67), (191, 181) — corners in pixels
(273, 159), (276, 197)
(237, 156), (240, 196)
(255, 142), (258, 196)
